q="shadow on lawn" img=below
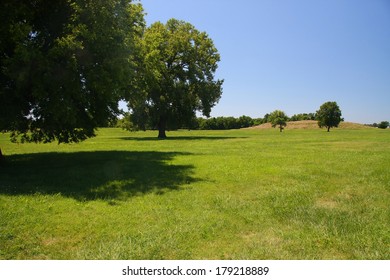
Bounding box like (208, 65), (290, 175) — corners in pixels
(0, 151), (197, 201)
(118, 135), (248, 141)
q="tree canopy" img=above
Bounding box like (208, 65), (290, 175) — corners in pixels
(289, 112), (316, 121)
(378, 121), (389, 129)
(0, 0), (144, 143)
(127, 19), (223, 138)
(316, 101), (342, 132)
(269, 110), (288, 132)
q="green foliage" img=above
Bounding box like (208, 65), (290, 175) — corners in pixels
(197, 115), (254, 130)
(269, 110), (289, 132)
(0, 0), (144, 143)
(377, 121), (389, 129)
(262, 113), (270, 124)
(238, 115), (255, 128)
(1, 128), (389, 259)
(116, 113), (136, 131)
(127, 19), (223, 138)
(290, 113), (316, 121)
(252, 117), (265, 126)
(316, 101), (342, 132)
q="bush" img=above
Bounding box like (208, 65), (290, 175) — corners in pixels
(378, 121), (389, 129)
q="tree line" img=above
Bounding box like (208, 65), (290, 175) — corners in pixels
(116, 101), (349, 132)
(193, 111), (315, 130)
(365, 121), (390, 129)
(193, 102), (338, 131)
(117, 114), (257, 130)
(116, 111), (317, 131)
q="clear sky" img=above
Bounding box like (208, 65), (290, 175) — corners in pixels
(139, 0), (390, 124)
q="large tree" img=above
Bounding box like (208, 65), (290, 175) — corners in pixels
(0, 0), (144, 147)
(127, 19), (223, 138)
(269, 110), (288, 132)
(316, 101), (342, 132)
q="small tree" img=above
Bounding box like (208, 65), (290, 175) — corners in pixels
(269, 110), (288, 132)
(378, 121), (389, 129)
(316, 101), (342, 132)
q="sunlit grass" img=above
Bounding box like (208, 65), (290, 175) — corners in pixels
(1, 128), (389, 259)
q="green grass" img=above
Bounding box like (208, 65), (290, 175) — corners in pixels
(1, 128), (389, 259)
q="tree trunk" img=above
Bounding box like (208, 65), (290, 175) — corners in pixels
(0, 148), (3, 162)
(327, 126), (330, 132)
(157, 116), (167, 139)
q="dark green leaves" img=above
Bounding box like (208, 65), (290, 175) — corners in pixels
(316, 101), (342, 132)
(0, 0), (144, 143)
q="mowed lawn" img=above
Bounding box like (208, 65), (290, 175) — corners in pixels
(0, 127), (389, 259)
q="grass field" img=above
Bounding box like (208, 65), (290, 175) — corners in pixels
(0, 127), (389, 259)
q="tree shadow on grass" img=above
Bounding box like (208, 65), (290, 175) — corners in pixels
(118, 136), (248, 141)
(0, 151), (197, 201)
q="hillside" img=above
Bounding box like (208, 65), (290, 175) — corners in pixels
(248, 120), (370, 130)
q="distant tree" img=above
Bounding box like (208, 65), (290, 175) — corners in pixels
(206, 118), (218, 130)
(117, 113), (136, 131)
(252, 118), (264, 126)
(316, 101), (342, 132)
(195, 116), (253, 130)
(238, 115), (254, 128)
(308, 113), (316, 120)
(263, 113), (270, 124)
(196, 118), (206, 130)
(269, 110), (288, 132)
(127, 19), (223, 138)
(290, 112), (316, 121)
(378, 121), (389, 129)
(289, 114), (300, 122)
(224, 117), (238, 129)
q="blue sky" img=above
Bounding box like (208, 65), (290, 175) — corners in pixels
(139, 0), (390, 123)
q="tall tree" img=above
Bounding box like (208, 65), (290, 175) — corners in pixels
(0, 0), (144, 147)
(269, 110), (288, 132)
(127, 19), (223, 138)
(316, 101), (342, 132)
